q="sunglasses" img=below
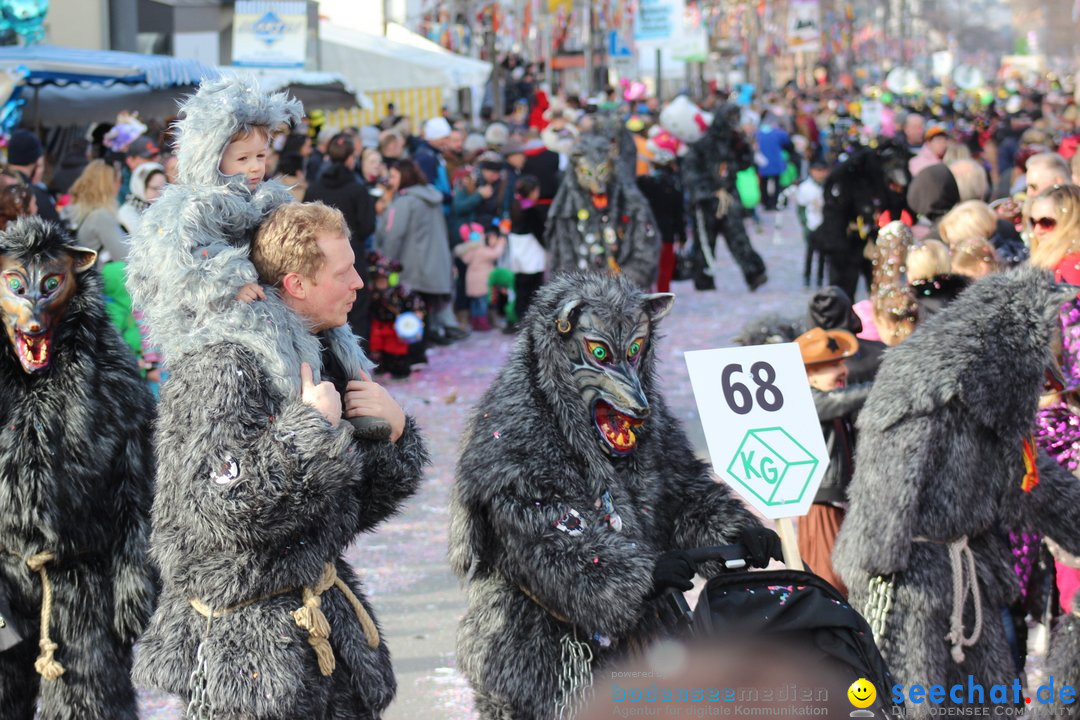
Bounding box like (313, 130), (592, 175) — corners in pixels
(1032, 217), (1058, 231)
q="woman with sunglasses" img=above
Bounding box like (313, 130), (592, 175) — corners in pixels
(1029, 184), (1080, 272)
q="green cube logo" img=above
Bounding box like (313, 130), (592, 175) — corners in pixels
(726, 427), (819, 508)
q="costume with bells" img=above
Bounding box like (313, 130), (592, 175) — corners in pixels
(545, 117), (661, 289)
(660, 96), (767, 291)
(834, 268), (1080, 717)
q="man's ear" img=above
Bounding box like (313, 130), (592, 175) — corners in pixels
(281, 272), (305, 299)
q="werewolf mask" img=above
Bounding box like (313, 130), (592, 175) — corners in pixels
(555, 291), (674, 455)
(1, 222), (96, 374)
(573, 134), (616, 196)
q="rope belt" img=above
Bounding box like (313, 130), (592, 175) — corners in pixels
(914, 535), (983, 663)
(519, 584), (572, 625)
(189, 562), (380, 677)
(0, 549), (64, 680)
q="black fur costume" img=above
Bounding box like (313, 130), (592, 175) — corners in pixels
(0, 218), (156, 719)
(450, 272), (760, 719)
(680, 103), (767, 291)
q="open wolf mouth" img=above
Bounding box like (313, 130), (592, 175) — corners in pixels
(593, 399), (644, 454)
(14, 330), (51, 373)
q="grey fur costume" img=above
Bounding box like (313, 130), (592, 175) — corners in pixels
(450, 272), (759, 719)
(833, 267), (1080, 716)
(0, 218), (155, 719)
(132, 287), (428, 718)
(125, 75), (305, 382)
(545, 128), (660, 289)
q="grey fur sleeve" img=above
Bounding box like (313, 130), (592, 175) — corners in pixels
(835, 414), (935, 577)
(111, 406), (157, 644)
(1010, 450), (1080, 556)
(486, 485), (656, 635)
(349, 416), (428, 533)
(163, 344), (363, 542)
(652, 423), (759, 565)
(619, 192), (660, 288)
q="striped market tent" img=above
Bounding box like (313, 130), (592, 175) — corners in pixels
(325, 87), (443, 128)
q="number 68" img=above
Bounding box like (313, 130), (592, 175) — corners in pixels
(721, 362), (784, 415)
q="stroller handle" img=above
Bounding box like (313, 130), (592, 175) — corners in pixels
(685, 543), (749, 570)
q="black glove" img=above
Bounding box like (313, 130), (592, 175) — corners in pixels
(347, 415), (392, 441)
(651, 550), (697, 596)
(739, 526), (783, 568)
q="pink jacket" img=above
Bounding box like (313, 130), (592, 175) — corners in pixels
(454, 238), (506, 298)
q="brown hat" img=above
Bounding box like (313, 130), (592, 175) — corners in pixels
(796, 327), (859, 367)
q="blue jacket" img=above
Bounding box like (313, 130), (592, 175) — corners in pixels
(756, 124), (791, 178)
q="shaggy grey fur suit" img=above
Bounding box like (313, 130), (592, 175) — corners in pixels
(450, 272), (760, 720)
(125, 76), (428, 718)
(0, 218), (155, 719)
(834, 267), (1080, 716)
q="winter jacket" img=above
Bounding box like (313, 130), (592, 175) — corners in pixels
(304, 162), (376, 246)
(811, 384), (872, 505)
(454, 237), (506, 298)
(377, 184), (453, 295)
(522, 146), (562, 200)
(755, 124), (792, 178)
(637, 168), (686, 245)
(62, 205), (130, 263)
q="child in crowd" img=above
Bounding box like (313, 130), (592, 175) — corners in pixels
(453, 221), (506, 331)
(506, 174), (546, 332)
(795, 326), (872, 597)
(367, 251), (426, 378)
(796, 160), (829, 287)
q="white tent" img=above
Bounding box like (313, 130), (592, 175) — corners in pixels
(318, 21), (491, 93)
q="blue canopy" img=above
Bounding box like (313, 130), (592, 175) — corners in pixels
(0, 44), (217, 89)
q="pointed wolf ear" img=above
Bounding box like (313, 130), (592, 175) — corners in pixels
(643, 293), (675, 322)
(555, 298), (582, 335)
(67, 246), (98, 274)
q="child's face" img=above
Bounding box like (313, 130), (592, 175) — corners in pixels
(219, 131), (269, 191)
(529, 187), (541, 200)
(809, 167), (828, 183)
(806, 360), (848, 391)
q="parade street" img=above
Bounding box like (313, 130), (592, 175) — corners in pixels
(136, 204), (809, 720)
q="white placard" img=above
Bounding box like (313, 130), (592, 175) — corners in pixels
(786, 0), (821, 53)
(232, 1), (308, 69)
(685, 343), (830, 520)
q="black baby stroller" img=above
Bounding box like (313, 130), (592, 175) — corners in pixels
(657, 543), (905, 718)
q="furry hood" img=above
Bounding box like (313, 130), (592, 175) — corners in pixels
(127, 162), (164, 202)
(173, 75), (303, 189)
(860, 266), (1073, 438)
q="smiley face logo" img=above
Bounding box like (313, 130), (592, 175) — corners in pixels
(847, 678), (877, 709)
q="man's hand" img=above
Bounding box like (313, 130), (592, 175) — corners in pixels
(300, 362), (342, 428)
(477, 184), (494, 200)
(236, 283), (266, 304)
(344, 372), (406, 442)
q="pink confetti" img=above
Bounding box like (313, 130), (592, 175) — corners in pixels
(493, 431), (501, 439)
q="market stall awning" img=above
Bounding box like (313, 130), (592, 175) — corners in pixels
(217, 67), (373, 111)
(0, 44), (217, 88)
(319, 21), (491, 93)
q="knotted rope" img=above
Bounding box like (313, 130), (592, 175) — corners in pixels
(914, 535), (983, 663)
(26, 552), (64, 680)
(190, 562), (379, 678)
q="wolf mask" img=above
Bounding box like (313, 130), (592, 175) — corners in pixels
(0, 220), (97, 374)
(545, 274), (674, 455)
(572, 133), (617, 196)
